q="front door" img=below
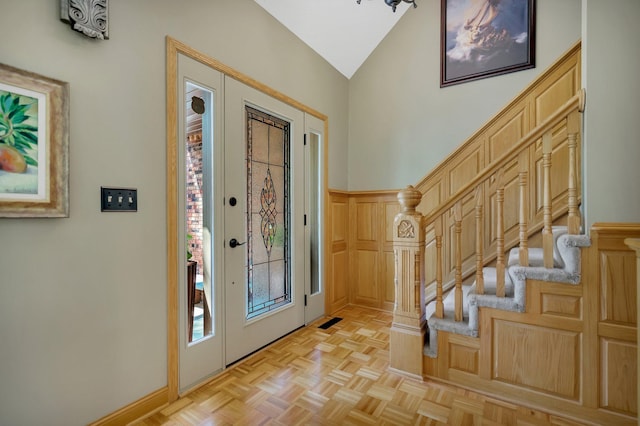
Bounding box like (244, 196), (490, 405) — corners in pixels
(224, 78), (306, 364)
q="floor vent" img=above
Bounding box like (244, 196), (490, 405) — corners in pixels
(318, 317), (343, 330)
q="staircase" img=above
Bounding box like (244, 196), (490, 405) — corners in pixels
(388, 45), (639, 425)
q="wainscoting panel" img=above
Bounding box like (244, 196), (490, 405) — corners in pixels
(448, 141), (484, 196)
(354, 201), (379, 243)
(448, 334), (480, 376)
(540, 292), (582, 319)
(530, 50), (581, 126)
(352, 249), (379, 307)
(330, 250), (349, 313)
(486, 107), (528, 163)
(417, 174), (444, 217)
(492, 319), (580, 399)
(327, 191), (349, 314)
(588, 224), (640, 418)
(600, 249), (637, 324)
(600, 337), (637, 414)
(335, 191), (399, 311)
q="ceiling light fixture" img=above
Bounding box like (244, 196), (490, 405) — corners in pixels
(357, 0), (417, 13)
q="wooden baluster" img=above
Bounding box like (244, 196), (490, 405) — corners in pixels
(542, 131), (554, 268)
(567, 110), (581, 235)
(474, 185), (484, 295)
(518, 151), (529, 266)
(454, 201), (463, 321)
(435, 216), (444, 318)
(495, 169), (505, 297)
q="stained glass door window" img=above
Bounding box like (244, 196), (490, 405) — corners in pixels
(246, 107), (290, 319)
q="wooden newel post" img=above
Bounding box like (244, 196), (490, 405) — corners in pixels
(390, 185), (426, 379)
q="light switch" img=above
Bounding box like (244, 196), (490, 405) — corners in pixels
(101, 187), (137, 212)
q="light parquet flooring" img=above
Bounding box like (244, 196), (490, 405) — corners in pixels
(136, 306), (587, 426)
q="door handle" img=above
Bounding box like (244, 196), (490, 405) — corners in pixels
(229, 238), (246, 248)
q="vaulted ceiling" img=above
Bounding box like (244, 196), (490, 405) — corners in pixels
(254, 0), (413, 79)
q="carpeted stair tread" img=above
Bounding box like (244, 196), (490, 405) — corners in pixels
(476, 267), (514, 297)
(425, 284), (474, 321)
(507, 226), (568, 269)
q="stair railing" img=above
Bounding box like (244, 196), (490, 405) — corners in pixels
(391, 90), (586, 375)
(391, 89), (585, 375)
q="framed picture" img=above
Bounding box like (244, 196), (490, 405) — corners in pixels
(441, 0), (536, 87)
(0, 63), (69, 217)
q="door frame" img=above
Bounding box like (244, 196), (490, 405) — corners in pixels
(166, 36), (329, 401)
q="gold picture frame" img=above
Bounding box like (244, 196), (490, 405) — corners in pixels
(0, 63), (69, 217)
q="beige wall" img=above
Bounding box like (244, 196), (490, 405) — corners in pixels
(348, 0), (582, 190)
(0, 1), (348, 425)
(582, 0), (640, 228)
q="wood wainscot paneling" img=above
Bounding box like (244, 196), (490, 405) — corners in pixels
(327, 190), (350, 314)
(529, 47), (581, 126)
(447, 334), (480, 376)
(586, 223), (640, 418)
(485, 105), (529, 163)
(540, 292), (582, 319)
(625, 237), (640, 416)
(474, 279), (585, 402)
(601, 338), (637, 414)
(492, 320), (580, 399)
(411, 42), (582, 295)
(348, 191), (398, 310)
(327, 189), (400, 313)
(350, 197), (380, 308)
(413, 42), (581, 223)
(324, 45), (583, 315)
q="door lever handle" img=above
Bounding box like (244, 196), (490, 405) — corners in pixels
(229, 238), (246, 248)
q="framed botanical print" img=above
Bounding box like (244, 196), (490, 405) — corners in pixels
(0, 63), (69, 217)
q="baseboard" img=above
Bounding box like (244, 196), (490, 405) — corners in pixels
(88, 386), (169, 426)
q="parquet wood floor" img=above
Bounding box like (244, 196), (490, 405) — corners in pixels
(135, 306), (587, 425)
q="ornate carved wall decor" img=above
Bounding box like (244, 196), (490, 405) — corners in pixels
(60, 0), (109, 40)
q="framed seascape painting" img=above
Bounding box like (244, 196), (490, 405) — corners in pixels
(0, 64), (69, 217)
(441, 0), (536, 87)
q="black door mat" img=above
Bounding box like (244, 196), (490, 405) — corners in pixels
(318, 317), (342, 329)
